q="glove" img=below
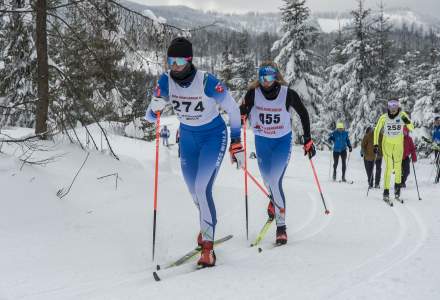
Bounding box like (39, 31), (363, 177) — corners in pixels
(229, 139), (245, 169)
(349, 146), (353, 153)
(149, 97), (167, 113)
(373, 145), (379, 154)
(401, 115), (411, 125)
(303, 137), (316, 159)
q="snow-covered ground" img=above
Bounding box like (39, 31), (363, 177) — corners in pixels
(1, 118), (439, 300)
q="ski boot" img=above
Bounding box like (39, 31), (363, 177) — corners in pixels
(341, 174), (347, 182)
(395, 183), (402, 203)
(267, 201), (275, 220)
(197, 241), (216, 267)
(374, 183), (380, 189)
(276, 225), (288, 246)
(332, 170), (337, 181)
(383, 189), (390, 203)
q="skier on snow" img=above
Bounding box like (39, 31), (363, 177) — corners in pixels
(361, 126), (383, 188)
(145, 37), (243, 267)
(240, 61), (315, 245)
(373, 98), (414, 202)
(328, 122), (352, 182)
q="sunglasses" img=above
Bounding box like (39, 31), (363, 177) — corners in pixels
(259, 74), (277, 84)
(167, 57), (191, 66)
(388, 100), (399, 109)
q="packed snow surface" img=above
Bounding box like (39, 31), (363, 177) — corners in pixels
(1, 117), (439, 299)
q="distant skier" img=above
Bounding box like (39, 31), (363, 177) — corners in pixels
(401, 126), (417, 188)
(160, 125), (170, 147)
(145, 37), (243, 267)
(433, 116), (440, 183)
(361, 126), (383, 188)
(240, 61), (315, 245)
(374, 98), (414, 202)
(328, 122), (352, 182)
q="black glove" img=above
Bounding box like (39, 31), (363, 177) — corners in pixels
(303, 136), (316, 159)
(373, 145), (379, 154)
(401, 115), (411, 125)
(349, 146), (353, 153)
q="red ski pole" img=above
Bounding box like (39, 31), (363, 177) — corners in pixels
(242, 167), (271, 199)
(242, 116), (249, 240)
(308, 157), (330, 215)
(152, 111), (161, 260)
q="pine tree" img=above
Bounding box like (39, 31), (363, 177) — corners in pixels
(272, 0), (323, 141)
(0, 0), (36, 128)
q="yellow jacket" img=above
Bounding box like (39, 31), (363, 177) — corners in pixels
(374, 111), (414, 146)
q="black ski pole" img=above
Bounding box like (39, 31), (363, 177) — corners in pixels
(411, 158), (422, 200)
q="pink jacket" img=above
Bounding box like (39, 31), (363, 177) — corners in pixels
(403, 135), (417, 162)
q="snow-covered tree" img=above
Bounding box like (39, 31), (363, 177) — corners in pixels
(272, 0), (323, 141)
(0, 0), (36, 128)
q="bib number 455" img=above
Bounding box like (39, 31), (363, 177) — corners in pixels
(259, 113), (280, 125)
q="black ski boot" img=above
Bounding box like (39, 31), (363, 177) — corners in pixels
(332, 170), (337, 181)
(341, 174), (347, 182)
(383, 189), (390, 203)
(395, 183), (402, 203)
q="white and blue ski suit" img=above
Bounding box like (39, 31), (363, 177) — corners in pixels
(145, 69), (241, 242)
(240, 83), (311, 227)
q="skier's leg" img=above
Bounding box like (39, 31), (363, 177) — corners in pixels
(382, 143), (393, 190)
(333, 152), (339, 179)
(179, 128), (200, 207)
(364, 159), (373, 187)
(394, 144), (403, 185)
(266, 133), (292, 227)
(401, 157), (410, 185)
(375, 158), (382, 187)
(341, 150), (347, 179)
(194, 125), (227, 242)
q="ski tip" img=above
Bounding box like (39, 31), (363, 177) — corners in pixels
(153, 271), (161, 282)
(258, 247), (263, 253)
(156, 264), (161, 271)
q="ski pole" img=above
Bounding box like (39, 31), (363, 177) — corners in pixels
(308, 157), (330, 215)
(242, 167), (271, 199)
(367, 153), (378, 197)
(152, 111), (161, 261)
(242, 116), (249, 240)
(411, 158), (422, 200)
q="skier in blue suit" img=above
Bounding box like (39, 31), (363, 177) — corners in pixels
(328, 122), (352, 182)
(145, 37), (243, 267)
(240, 61), (315, 246)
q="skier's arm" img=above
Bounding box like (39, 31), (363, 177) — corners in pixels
(286, 89), (311, 139)
(401, 111), (414, 131)
(204, 73), (241, 140)
(145, 73), (170, 123)
(374, 115), (386, 145)
(239, 89), (255, 119)
(328, 132), (334, 143)
(361, 136), (368, 155)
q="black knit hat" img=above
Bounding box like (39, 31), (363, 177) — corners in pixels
(167, 37), (193, 58)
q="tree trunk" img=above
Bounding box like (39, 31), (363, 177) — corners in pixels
(35, 0), (49, 138)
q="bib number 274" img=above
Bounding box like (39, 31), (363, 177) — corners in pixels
(173, 101), (205, 113)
